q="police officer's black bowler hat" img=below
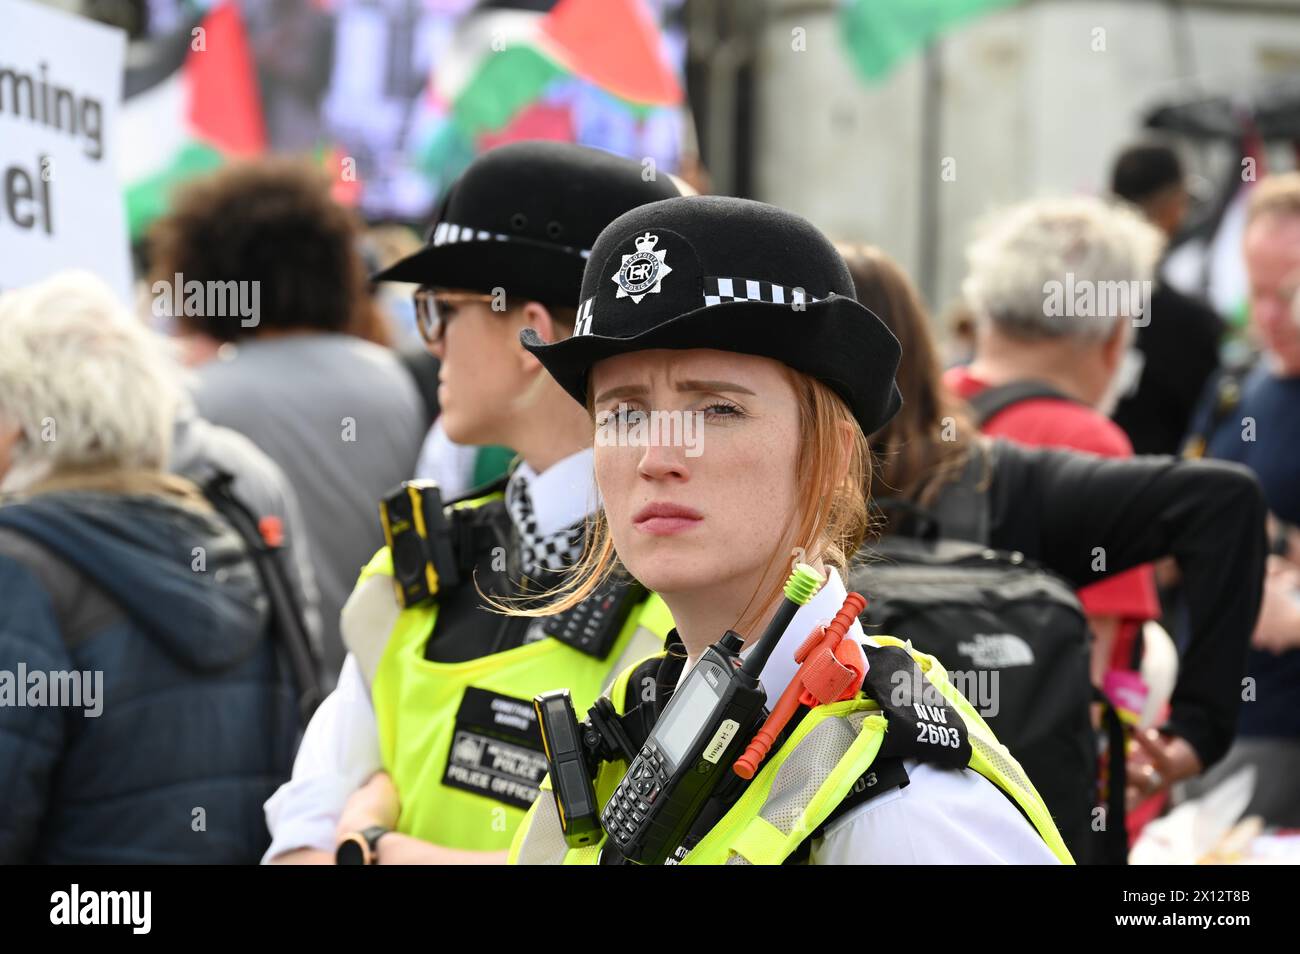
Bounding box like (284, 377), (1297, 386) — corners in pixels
(373, 141), (681, 306)
(521, 195), (904, 435)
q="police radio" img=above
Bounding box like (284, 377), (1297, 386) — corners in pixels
(601, 631), (763, 863)
(599, 564), (825, 864)
(543, 576), (647, 659)
(379, 480), (461, 608)
(558, 563), (842, 865)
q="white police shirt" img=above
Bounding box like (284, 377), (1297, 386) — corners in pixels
(413, 418), (478, 499)
(261, 448), (597, 862)
(726, 568), (1061, 865)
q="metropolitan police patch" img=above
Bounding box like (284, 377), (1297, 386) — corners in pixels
(442, 687), (549, 810)
(613, 232), (672, 303)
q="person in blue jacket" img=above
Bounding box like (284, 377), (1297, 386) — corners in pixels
(0, 272), (297, 863)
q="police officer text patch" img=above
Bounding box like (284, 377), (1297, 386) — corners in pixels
(443, 687), (550, 811)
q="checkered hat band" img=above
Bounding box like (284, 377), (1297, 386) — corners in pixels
(573, 296), (597, 336)
(430, 221), (508, 247)
(702, 276), (824, 307)
(572, 276), (823, 338)
(429, 221), (592, 258)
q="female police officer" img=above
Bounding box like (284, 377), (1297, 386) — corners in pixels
(262, 142), (681, 864)
(506, 195), (1071, 864)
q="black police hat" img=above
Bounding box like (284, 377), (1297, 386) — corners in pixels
(373, 141), (682, 306)
(521, 195), (903, 435)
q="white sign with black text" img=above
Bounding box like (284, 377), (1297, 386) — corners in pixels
(0, 0), (130, 301)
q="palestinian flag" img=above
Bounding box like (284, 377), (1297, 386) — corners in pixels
(839, 0), (1021, 82)
(119, 2), (265, 240)
(419, 0), (681, 184)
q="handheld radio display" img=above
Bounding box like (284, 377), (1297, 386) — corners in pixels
(600, 564), (824, 865)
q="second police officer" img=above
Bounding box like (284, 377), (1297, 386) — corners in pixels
(263, 142), (681, 864)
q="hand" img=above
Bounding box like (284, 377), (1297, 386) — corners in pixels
(1265, 514), (1300, 566)
(336, 770), (400, 845)
(1125, 728), (1203, 812)
(1251, 555), (1300, 655)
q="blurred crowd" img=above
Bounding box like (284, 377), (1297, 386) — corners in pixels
(1, 140), (1297, 864)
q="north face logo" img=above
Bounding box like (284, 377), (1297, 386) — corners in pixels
(956, 633), (1035, 668)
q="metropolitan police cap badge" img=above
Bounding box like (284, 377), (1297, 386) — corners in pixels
(613, 232), (672, 303)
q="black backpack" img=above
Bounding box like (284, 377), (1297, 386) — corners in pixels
(849, 438), (1108, 863)
(971, 379), (1133, 863)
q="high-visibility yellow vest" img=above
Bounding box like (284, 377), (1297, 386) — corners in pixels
(351, 491), (674, 852)
(510, 636), (1074, 865)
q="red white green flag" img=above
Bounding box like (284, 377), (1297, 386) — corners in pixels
(119, 2), (266, 239)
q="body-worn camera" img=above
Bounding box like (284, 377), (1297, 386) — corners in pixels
(379, 480), (461, 608)
(534, 691), (638, 848)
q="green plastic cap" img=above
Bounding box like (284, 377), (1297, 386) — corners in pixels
(784, 562), (824, 605)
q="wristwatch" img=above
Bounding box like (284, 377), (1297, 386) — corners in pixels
(335, 826), (390, 865)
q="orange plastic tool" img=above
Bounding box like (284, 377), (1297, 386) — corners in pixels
(733, 592), (868, 780)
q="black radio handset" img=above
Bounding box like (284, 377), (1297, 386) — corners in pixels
(598, 564), (825, 865)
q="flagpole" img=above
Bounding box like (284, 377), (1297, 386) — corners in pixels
(918, 36), (944, 311)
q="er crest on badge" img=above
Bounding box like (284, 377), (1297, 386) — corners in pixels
(613, 232), (672, 303)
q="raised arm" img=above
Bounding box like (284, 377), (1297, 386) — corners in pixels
(986, 441), (1268, 767)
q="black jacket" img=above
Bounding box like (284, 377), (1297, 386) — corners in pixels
(980, 440), (1267, 768)
(1112, 283), (1224, 456)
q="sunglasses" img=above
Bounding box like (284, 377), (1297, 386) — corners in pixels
(413, 288), (497, 344)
